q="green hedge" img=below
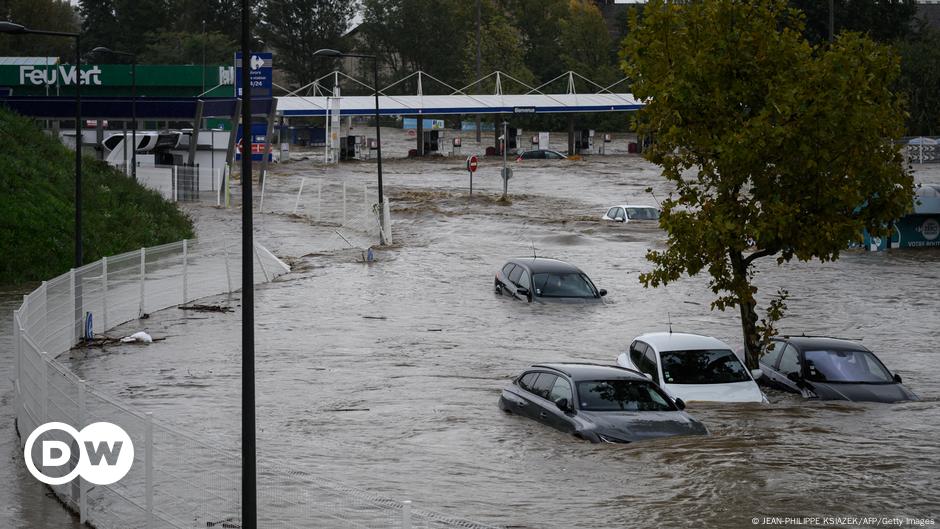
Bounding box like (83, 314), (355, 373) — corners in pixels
(0, 108), (194, 284)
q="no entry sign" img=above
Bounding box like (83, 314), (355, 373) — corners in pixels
(466, 155), (479, 195)
(467, 155), (479, 173)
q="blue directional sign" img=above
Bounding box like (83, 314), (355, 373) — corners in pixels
(234, 52), (273, 98)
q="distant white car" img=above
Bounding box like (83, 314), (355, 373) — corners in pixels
(602, 205), (660, 223)
(617, 332), (767, 404)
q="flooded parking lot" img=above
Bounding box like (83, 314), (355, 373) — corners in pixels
(4, 142), (940, 528)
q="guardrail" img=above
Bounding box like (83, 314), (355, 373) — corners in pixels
(11, 237), (493, 529)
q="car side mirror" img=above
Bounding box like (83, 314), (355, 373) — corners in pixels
(615, 217), (625, 222)
(674, 398), (686, 411)
(598, 289), (607, 297)
(516, 287), (529, 297)
(555, 398), (571, 413)
(893, 373), (902, 384)
(750, 369), (764, 380)
(786, 372), (803, 386)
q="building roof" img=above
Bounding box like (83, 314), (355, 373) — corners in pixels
(277, 93), (642, 117)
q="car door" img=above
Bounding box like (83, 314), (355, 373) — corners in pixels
(497, 263), (516, 294)
(630, 341), (660, 383)
(604, 207), (619, 221)
(757, 340), (784, 385)
(528, 373), (559, 426)
(506, 265), (530, 301)
(543, 377), (577, 433)
(503, 371), (540, 418)
(770, 343), (803, 393)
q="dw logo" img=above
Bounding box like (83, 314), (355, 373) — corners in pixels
(24, 422), (134, 485)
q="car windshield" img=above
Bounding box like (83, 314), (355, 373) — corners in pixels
(804, 349), (894, 383)
(659, 349), (751, 384)
(625, 207), (660, 220)
(577, 380), (675, 411)
(532, 272), (597, 298)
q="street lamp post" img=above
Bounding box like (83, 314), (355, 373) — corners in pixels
(312, 49), (385, 237)
(0, 21), (83, 267)
(92, 47), (136, 181)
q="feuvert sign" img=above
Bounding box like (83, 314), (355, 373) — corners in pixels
(19, 64), (103, 86)
(0, 64), (235, 97)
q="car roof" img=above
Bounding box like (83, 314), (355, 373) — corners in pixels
(507, 257), (582, 274)
(635, 332), (732, 352)
(607, 205), (659, 210)
(529, 362), (650, 382)
(776, 336), (870, 352)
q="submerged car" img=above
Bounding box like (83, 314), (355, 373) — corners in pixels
(494, 257), (606, 303)
(498, 363), (707, 443)
(617, 332), (767, 403)
(758, 336), (918, 402)
(516, 149), (567, 161)
(601, 205), (661, 223)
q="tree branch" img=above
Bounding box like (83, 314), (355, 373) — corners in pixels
(743, 247), (779, 267)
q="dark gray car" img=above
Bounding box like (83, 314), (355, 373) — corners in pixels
(498, 363), (708, 443)
(758, 336), (918, 402)
(494, 257), (606, 303)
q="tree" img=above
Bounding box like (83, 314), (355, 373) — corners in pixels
(559, 0), (617, 85)
(358, 0), (469, 91)
(789, 0), (918, 45)
(139, 30), (237, 65)
(508, 0), (568, 83)
(896, 27), (940, 136)
(259, 0), (357, 86)
(0, 0), (78, 58)
(622, 0), (914, 368)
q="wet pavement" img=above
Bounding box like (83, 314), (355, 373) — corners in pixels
(3, 131), (939, 528)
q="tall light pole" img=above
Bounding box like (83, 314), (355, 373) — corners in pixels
(92, 47), (136, 181)
(0, 21), (83, 268)
(238, 1), (256, 527)
(312, 49), (386, 238)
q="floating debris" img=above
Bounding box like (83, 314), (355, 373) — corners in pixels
(120, 331), (153, 343)
(179, 304), (234, 313)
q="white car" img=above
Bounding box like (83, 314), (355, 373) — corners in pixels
(616, 332), (767, 403)
(601, 205), (660, 223)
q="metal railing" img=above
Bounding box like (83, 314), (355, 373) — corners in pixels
(11, 238), (493, 529)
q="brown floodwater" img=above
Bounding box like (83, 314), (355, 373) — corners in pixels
(3, 136), (939, 528)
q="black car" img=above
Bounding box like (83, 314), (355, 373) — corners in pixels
(498, 363), (708, 443)
(494, 258), (606, 303)
(516, 149), (567, 161)
(758, 336), (918, 402)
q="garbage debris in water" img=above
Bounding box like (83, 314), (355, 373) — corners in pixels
(120, 331), (153, 343)
(179, 304), (234, 313)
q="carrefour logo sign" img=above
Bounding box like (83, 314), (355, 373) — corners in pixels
(19, 65), (103, 86)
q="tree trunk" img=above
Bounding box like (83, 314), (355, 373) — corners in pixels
(730, 250), (761, 369)
(738, 296), (761, 369)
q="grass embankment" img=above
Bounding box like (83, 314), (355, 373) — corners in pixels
(0, 107), (194, 284)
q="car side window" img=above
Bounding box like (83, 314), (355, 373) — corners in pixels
(643, 347), (660, 380)
(508, 265), (523, 285)
(530, 374), (557, 399)
(518, 372), (538, 391)
(629, 341), (646, 369)
(546, 151), (562, 159)
(606, 207), (618, 218)
(615, 208), (625, 220)
(761, 341), (784, 368)
(778, 345), (801, 377)
(547, 377), (572, 404)
(501, 263), (515, 277)
(518, 269), (531, 290)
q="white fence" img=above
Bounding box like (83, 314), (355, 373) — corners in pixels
(114, 162), (229, 206)
(11, 238), (492, 529)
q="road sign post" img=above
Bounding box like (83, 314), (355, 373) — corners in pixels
(466, 154), (478, 195)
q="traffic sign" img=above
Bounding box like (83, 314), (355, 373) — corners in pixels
(467, 155), (479, 173)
